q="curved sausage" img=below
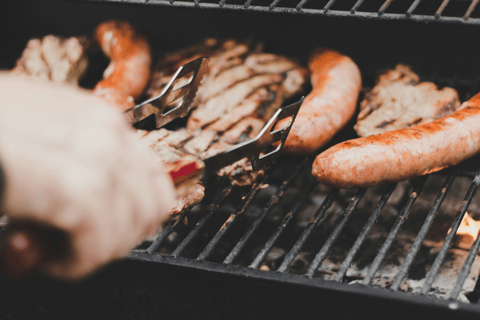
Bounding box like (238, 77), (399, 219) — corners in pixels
(276, 48), (362, 155)
(312, 94), (480, 189)
(93, 21), (152, 111)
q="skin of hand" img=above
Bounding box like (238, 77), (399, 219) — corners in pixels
(0, 74), (176, 279)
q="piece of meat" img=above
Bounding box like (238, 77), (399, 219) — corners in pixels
(312, 92), (480, 189)
(93, 20), (152, 111)
(355, 64), (461, 137)
(148, 38), (308, 185)
(137, 129), (206, 214)
(275, 48), (362, 155)
(11, 35), (89, 85)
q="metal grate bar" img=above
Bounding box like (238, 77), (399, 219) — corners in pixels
(249, 178), (317, 270)
(196, 178), (267, 261)
(390, 169), (457, 291)
(146, 208), (191, 253)
(378, 0), (394, 15)
(435, 0), (451, 19)
(362, 175), (428, 285)
(464, 0), (480, 20)
(270, 0), (282, 10)
(406, 0), (422, 17)
(420, 170), (480, 295)
(171, 185), (233, 257)
(305, 188), (367, 278)
(351, 0), (365, 14)
(244, 0), (254, 8)
(333, 184), (397, 282)
(323, 0), (338, 12)
(449, 228), (480, 300)
(194, 0), (201, 5)
(223, 159), (308, 265)
(219, 0), (227, 7)
(296, 0), (309, 11)
(277, 188), (338, 273)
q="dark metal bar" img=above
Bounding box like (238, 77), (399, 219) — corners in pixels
(269, 0), (281, 10)
(171, 185), (233, 257)
(277, 188), (338, 273)
(420, 171), (480, 295)
(323, 0), (338, 13)
(196, 178), (267, 261)
(406, 0), (422, 17)
(146, 208), (191, 253)
(362, 175), (428, 285)
(223, 159), (308, 265)
(378, 0), (394, 15)
(464, 0), (480, 20)
(244, 0), (254, 8)
(390, 170), (457, 291)
(296, 0), (308, 11)
(449, 228), (480, 300)
(249, 178), (317, 270)
(333, 184), (397, 282)
(435, 0), (451, 19)
(305, 188), (367, 278)
(351, 0), (365, 14)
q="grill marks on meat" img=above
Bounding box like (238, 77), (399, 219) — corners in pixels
(147, 38), (307, 186)
(355, 64), (461, 137)
(12, 35), (89, 85)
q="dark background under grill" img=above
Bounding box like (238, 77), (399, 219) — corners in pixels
(2, 0), (480, 319)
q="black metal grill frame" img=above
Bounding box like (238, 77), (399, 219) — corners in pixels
(72, 0), (480, 25)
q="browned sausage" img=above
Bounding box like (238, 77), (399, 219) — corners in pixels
(93, 21), (152, 111)
(312, 94), (480, 189)
(275, 48), (362, 155)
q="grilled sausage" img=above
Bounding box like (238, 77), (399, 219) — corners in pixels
(93, 21), (151, 111)
(276, 48), (362, 155)
(312, 93), (480, 189)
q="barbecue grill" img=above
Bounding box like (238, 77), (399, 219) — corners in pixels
(2, 0), (480, 319)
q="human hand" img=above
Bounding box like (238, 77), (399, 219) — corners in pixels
(0, 74), (175, 279)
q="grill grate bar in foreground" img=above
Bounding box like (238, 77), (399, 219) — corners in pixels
(223, 158), (308, 265)
(171, 185), (233, 257)
(305, 188), (367, 278)
(146, 208), (191, 253)
(333, 183), (397, 282)
(390, 169), (457, 291)
(249, 178), (317, 270)
(450, 228), (480, 300)
(464, 0), (480, 20)
(196, 177), (268, 261)
(277, 188), (338, 273)
(362, 175), (428, 285)
(420, 170), (480, 295)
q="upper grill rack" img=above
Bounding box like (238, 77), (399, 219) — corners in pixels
(82, 0), (480, 25)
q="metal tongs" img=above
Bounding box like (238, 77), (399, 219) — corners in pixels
(0, 57), (303, 279)
(125, 56), (303, 181)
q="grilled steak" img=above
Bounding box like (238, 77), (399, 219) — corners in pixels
(355, 64), (461, 137)
(12, 35), (89, 85)
(137, 121), (267, 214)
(148, 38), (308, 185)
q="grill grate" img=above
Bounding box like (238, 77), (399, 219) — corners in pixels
(131, 72), (480, 308)
(79, 0), (480, 25)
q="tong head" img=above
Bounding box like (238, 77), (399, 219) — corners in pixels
(125, 57), (208, 128)
(202, 98), (303, 178)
